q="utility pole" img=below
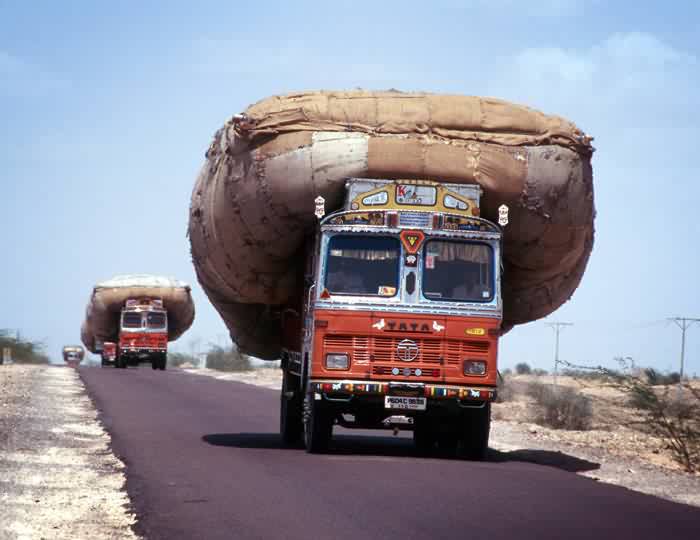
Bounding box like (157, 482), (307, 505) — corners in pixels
(668, 317), (700, 381)
(546, 322), (573, 388)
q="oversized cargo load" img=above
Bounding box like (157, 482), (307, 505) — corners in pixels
(189, 91), (595, 359)
(80, 274), (195, 354)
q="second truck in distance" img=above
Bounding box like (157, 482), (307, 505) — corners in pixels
(102, 298), (169, 369)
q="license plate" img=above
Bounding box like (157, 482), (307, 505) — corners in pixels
(385, 396), (427, 411)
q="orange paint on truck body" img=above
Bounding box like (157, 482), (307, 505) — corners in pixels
(119, 331), (167, 352)
(311, 309), (498, 388)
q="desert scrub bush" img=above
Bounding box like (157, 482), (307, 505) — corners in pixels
(495, 374), (515, 402)
(515, 362), (532, 375)
(206, 345), (251, 372)
(528, 381), (592, 430)
(616, 375), (700, 472)
(644, 368), (681, 386)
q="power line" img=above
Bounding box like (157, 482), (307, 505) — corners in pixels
(546, 322), (573, 387)
(668, 317), (700, 381)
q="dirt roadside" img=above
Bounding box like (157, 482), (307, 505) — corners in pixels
(183, 367), (700, 508)
(0, 365), (139, 540)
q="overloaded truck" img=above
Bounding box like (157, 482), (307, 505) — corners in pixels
(189, 91), (595, 457)
(98, 298), (168, 369)
(62, 345), (85, 367)
(80, 275), (195, 371)
(277, 179), (501, 456)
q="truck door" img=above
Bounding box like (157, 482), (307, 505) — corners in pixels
(301, 233), (319, 388)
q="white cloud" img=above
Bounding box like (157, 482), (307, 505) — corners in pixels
(515, 47), (596, 83)
(502, 32), (698, 128)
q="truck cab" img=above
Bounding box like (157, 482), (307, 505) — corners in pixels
(115, 297), (168, 370)
(280, 179), (502, 458)
(62, 345), (85, 367)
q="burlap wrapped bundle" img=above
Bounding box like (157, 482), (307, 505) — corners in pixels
(80, 274), (195, 353)
(189, 91), (594, 359)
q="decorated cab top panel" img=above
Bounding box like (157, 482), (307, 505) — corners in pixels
(344, 179), (482, 217)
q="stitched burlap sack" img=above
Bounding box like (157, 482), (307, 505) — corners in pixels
(81, 274), (195, 353)
(189, 91), (594, 359)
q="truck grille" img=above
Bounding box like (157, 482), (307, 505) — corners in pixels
(323, 335), (489, 366)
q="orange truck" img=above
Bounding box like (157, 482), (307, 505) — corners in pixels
(280, 179), (502, 458)
(111, 298), (169, 370)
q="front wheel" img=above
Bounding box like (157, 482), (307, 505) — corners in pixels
(413, 418), (436, 455)
(280, 373), (303, 445)
(303, 394), (333, 453)
(457, 403), (491, 461)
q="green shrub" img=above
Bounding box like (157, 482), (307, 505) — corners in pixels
(168, 352), (197, 368)
(619, 377), (700, 472)
(515, 362), (532, 375)
(0, 330), (49, 364)
(206, 345), (250, 372)
(528, 381), (592, 430)
(644, 368), (681, 386)
(496, 375), (514, 402)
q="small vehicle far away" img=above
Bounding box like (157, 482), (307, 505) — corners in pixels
(62, 345), (85, 368)
(112, 298), (169, 370)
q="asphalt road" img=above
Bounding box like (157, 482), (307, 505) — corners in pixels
(79, 367), (700, 540)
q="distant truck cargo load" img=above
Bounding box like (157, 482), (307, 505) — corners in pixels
(80, 274), (195, 370)
(62, 345), (85, 367)
(189, 90), (595, 360)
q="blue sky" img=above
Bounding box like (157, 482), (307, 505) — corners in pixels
(1, 0), (698, 373)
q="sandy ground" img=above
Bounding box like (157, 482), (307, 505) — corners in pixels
(183, 367), (700, 508)
(0, 365), (139, 540)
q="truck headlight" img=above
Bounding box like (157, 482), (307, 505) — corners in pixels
(325, 353), (349, 370)
(463, 360), (486, 376)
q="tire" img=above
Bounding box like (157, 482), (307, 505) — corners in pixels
(280, 372), (303, 445)
(116, 356), (126, 369)
(457, 403), (491, 461)
(152, 360), (158, 370)
(413, 418), (436, 455)
(303, 393), (333, 453)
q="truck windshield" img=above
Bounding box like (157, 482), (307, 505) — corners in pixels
(122, 312), (143, 329)
(325, 235), (400, 296)
(423, 240), (494, 302)
(146, 312), (167, 329)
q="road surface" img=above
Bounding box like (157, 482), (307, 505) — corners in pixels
(79, 367), (700, 540)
